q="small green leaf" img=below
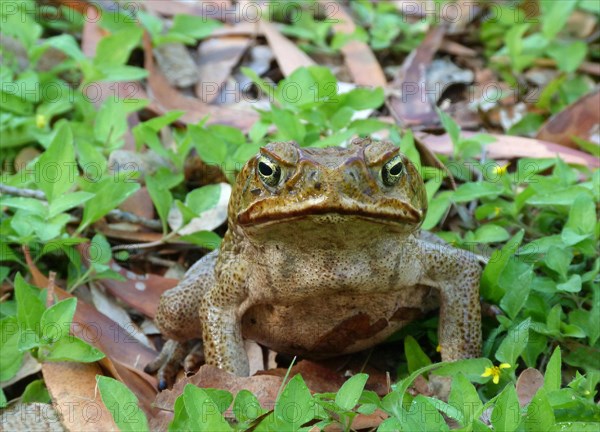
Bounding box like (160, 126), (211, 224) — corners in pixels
(499, 258), (533, 319)
(556, 274), (582, 293)
(472, 224), (510, 243)
(22, 379), (51, 404)
(40, 336), (105, 363)
(432, 358), (493, 384)
(0, 316), (24, 382)
(335, 373), (369, 411)
(448, 373), (482, 425)
(97, 376), (150, 432)
(48, 192), (95, 218)
(15, 273), (45, 335)
(275, 374), (315, 429)
(491, 384), (521, 432)
(524, 388), (555, 431)
(496, 318), (531, 366)
(544, 347), (561, 393)
(168, 15), (221, 42)
(39, 298), (76, 344)
(481, 230), (524, 302)
(453, 182), (503, 203)
(181, 384), (232, 432)
(404, 336), (432, 374)
(233, 390), (265, 423)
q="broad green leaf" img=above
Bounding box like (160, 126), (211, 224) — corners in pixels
(233, 390), (265, 423)
(22, 379), (51, 404)
(431, 358), (493, 384)
(452, 182), (503, 203)
(169, 15), (221, 42)
(524, 388), (555, 432)
(556, 274), (582, 293)
(491, 384), (521, 432)
(78, 177), (140, 232)
(39, 298), (76, 344)
(40, 336), (105, 363)
(564, 193), (596, 235)
(404, 336), (432, 374)
(90, 233), (112, 266)
(44, 34), (85, 61)
(544, 347), (562, 393)
(48, 192), (95, 218)
(94, 27), (143, 67)
(499, 258), (533, 319)
(472, 224), (510, 243)
(14, 273), (45, 335)
(544, 247), (571, 281)
(185, 184), (222, 215)
(272, 105), (306, 144)
(547, 40), (587, 73)
(275, 374), (315, 429)
(481, 230), (524, 302)
(448, 373), (482, 425)
(34, 122), (76, 202)
(146, 175), (173, 233)
(335, 373), (368, 411)
(181, 384), (232, 432)
(541, 1), (577, 39)
(97, 376), (150, 432)
(0, 316), (24, 381)
(0, 197), (48, 217)
(203, 388), (233, 414)
(496, 318), (531, 366)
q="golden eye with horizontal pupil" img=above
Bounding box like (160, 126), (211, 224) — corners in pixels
(382, 155), (404, 186)
(257, 156), (282, 187)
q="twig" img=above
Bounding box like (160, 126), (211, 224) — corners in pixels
(0, 183), (162, 230)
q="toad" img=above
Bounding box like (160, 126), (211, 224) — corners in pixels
(146, 138), (481, 389)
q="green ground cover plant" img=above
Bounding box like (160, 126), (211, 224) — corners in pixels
(0, 0), (598, 430)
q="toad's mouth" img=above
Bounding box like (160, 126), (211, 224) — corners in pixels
(237, 200), (424, 227)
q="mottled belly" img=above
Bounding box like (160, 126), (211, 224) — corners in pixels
(241, 285), (438, 357)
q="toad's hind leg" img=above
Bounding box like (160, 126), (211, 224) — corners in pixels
(145, 251), (217, 389)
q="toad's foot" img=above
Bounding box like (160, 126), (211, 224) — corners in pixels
(145, 340), (204, 390)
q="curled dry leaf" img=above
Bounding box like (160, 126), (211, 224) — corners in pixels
(516, 368), (545, 408)
(154, 43), (199, 88)
(425, 58), (474, 104)
(196, 37), (252, 103)
(319, 0), (387, 87)
(537, 89), (600, 150)
(388, 26), (446, 128)
(259, 20), (316, 77)
(42, 362), (118, 432)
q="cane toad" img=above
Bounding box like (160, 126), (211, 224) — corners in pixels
(147, 138), (481, 388)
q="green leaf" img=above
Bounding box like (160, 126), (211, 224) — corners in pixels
(40, 336), (105, 363)
(472, 224), (510, 243)
(481, 230), (524, 302)
(404, 336), (432, 374)
(556, 274), (582, 293)
(275, 374), (315, 429)
(547, 40), (587, 73)
(496, 318), (531, 366)
(43, 34), (85, 61)
(181, 384), (232, 431)
(453, 182), (503, 203)
(0, 316), (24, 381)
(185, 184), (222, 215)
(39, 298), (76, 344)
(90, 233), (112, 266)
(233, 390), (265, 423)
(94, 28), (143, 67)
(431, 358), (493, 384)
(48, 192), (95, 218)
(541, 0), (577, 39)
(203, 388), (233, 414)
(22, 379), (51, 404)
(272, 105), (306, 144)
(189, 126), (228, 165)
(169, 15), (221, 42)
(437, 108), (461, 147)
(335, 373), (368, 411)
(97, 376), (150, 432)
(491, 384), (521, 432)
(448, 373), (482, 425)
(78, 177), (140, 232)
(524, 388), (555, 431)
(565, 193), (596, 235)
(499, 258), (533, 319)
(544, 347), (561, 393)
(544, 247), (571, 281)
(0, 388), (6, 408)
(15, 273), (45, 335)
(34, 122), (76, 202)
(146, 175), (173, 233)
(179, 231), (222, 250)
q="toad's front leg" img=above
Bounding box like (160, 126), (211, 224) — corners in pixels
(199, 255), (250, 376)
(419, 240), (482, 361)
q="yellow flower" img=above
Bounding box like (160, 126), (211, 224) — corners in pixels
(482, 363), (511, 384)
(493, 207), (502, 217)
(492, 163), (509, 176)
(436, 345), (441, 353)
(36, 114), (48, 129)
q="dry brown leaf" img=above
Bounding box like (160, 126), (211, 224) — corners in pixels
(537, 89), (600, 150)
(118, 187), (155, 221)
(516, 368), (544, 408)
(42, 362), (118, 432)
(259, 20), (316, 77)
(416, 131), (600, 168)
(388, 26), (446, 128)
(195, 37), (252, 103)
(143, 33), (259, 132)
(320, 0), (386, 87)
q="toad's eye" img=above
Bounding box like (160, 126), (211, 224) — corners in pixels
(382, 155), (404, 186)
(257, 156), (282, 187)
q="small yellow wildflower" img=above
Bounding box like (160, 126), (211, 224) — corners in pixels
(36, 114), (48, 129)
(436, 345), (441, 353)
(482, 363), (511, 384)
(492, 163), (509, 176)
(493, 207), (502, 217)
